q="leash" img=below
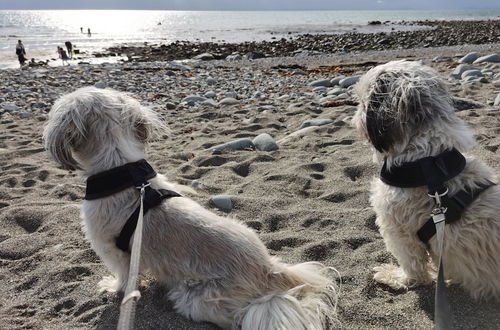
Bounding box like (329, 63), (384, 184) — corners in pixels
(429, 190), (453, 330)
(117, 183), (148, 330)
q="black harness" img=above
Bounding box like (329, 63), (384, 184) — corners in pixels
(380, 149), (495, 244)
(85, 159), (181, 252)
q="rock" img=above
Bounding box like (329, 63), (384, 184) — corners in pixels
(191, 180), (203, 189)
(461, 70), (484, 79)
(182, 95), (207, 104)
(94, 81), (106, 89)
(493, 80), (500, 88)
(327, 87), (347, 96)
(226, 54), (242, 62)
(309, 79), (332, 87)
(473, 53), (500, 64)
(206, 77), (217, 85)
(299, 118), (334, 129)
(204, 91), (216, 98)
(211, 195), (233, 211)
(219, 97), (239, 106)
(19, 112), (33, 119)
(452, 97), (485, 110)
(245, 52), (265, 60)
(450, 64), (476, 79)
(368, 21), (382, 25)
(292, 70), (308, 75)
(253, 91), (266, 100)
(494, 93), (500, 107)
(225, 91), (238, 99)
(2, 104), (21, 112)
(330, 76), (346, 86)
(166, 62), (192, 71)
(339, 75), (360, 88)
(194, 53), (214, 61)
(165, 102), (176, 110)
(252, 133), (279, 151)
(211, 139), (254, 153)
(200, 99), (218, 107)
(458, 52), (480, 64)
(312, 86), (327, 94)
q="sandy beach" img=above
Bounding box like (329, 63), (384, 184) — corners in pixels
(1, 22), (500, 329)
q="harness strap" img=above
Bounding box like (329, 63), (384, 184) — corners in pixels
(417, 181), (495, 243)
(116, 187), (181, 252)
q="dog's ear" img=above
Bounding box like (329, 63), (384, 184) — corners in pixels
(43, 105), (86, 171)
(129, 104), (168, 142)
(365, 75), (401, 153)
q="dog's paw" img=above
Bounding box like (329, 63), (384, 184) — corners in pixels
(98, 275), (122, 293)
(373, 264), (409, 290)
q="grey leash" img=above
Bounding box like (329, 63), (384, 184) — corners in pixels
(429, 190), (453, 330)
(117, 183), (149, 330)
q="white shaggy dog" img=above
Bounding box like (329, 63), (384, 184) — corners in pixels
(43, 87), (338, 329)
(352, 60), (500, 300)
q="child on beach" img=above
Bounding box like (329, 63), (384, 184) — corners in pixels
(57, 46), (70, 66)
(16, 40), (27, 67)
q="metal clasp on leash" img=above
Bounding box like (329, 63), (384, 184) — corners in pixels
(428, 189), (448, 224)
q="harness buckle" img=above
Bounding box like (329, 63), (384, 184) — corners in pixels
(427, 188), (449, 207)
(135, 182), (151, 190)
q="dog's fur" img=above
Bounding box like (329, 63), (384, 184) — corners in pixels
(352, 60), (500, 301)
(43, 87), (338, 329)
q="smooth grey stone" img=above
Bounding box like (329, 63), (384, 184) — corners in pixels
(292, 70), (308, 75)
(2, 104), (21, 112)
(201, 99), (218, 107)
(493, 80), (500, 87)
(278, 94), (290, 100)
(473, 54), (500, 64)
(458, 52), (480, 64)
(327, 87), (346, 96)
(452, 97), (485, 110)
(309, 79), (332, 87)
(165, 102), (176, 110)
(194, 53), (214, 61)
(253, 91), (266, 99)
(19, 112), (33, 119)
(204, 91), (216, 98)
(226, 54), (242, 62)
(330, 76), (346, 86)
(191, 180), (203, 189)
(339, 75), (360, 88)
(94, 81), (106, 89)
(182, 95), (207, 103)
(461, 70), (484, 79)
(299, 118), (333, 129)
(225, 91), (238, 99)
(219, 97), (239, 106)
(312, 86), (327, 94)
(245, 52), (265, 60)
(211, 195), (232, 211)
(450, 64), (476, 79)
(206, 77), (217, 85)
(252, 133), (279, 151)
(211, 139), (254, 153)
(494, 93), (500, 107)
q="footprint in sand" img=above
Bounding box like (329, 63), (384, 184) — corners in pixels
(266, 237), (309, 251)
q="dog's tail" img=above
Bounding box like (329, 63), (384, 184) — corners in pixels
(237, 260), (340, 330)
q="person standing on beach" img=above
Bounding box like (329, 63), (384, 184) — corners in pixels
(87, 28), (91, 37)
(57, 46), (70, 66)
(80, 27), (83, 33)
(65, 41), (73, 58)
(16, 40), (27, 67)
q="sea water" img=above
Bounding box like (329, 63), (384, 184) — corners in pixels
(1, 9), (499, 68)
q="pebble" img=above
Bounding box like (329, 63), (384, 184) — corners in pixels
(461, 70), (484, 79)
(204, 91), (216, 98)
(94, 81), (106, 89)
(330, 76), (346, 86)
(211, 139), (254, 153)
(252, 133), (279, 151)
(299, 118), (333, 129)
(211, 195), (233, 211)
(2, 104), (21, 112)
(309, 79), (332, 87)
(200, 99), (218, 107)
(458, 52), (480, 64)
(194, 53), (215, 61)
(450, 64), (476, 78)
(165, 102), (176, 110)
(191, 180), (203, 189)
(327, 87), (347, 96)
(206, 77), (217, 85)
(182, 95), (207, 104)
(226, 54), (242, 62)
(312, 86), (327, 94)
(473, 53), (500, 64)
(452, 97), (485, 110)
(339, 75), (360, 88)
(219, 97), (239, 106)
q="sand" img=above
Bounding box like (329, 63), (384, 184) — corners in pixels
(0, 45), (499, 330)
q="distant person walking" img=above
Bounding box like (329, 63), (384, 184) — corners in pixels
(87, 28), (91, 37)
(65, 41), (73, 58)
(57, 46), (70, 66)
(80, 27), (83, 33)
(16, 40), (27, 67)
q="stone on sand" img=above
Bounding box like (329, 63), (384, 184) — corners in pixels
(299, 118), (334, 129)
(473, 53), (500, 64)
(211, 195), (233, 211)
(252, 133), (279, 151)
(458, 52), (480, 64)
